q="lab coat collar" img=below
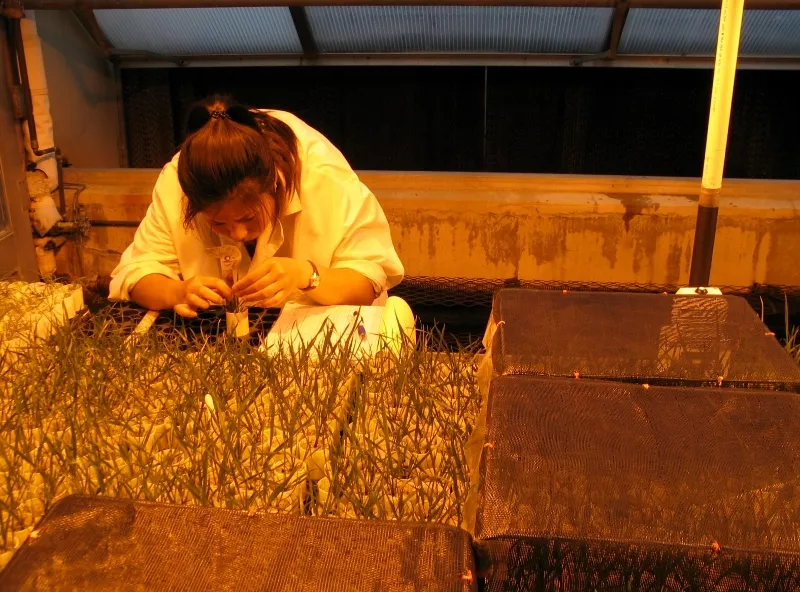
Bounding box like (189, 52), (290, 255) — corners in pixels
(283, 189), (302, 218)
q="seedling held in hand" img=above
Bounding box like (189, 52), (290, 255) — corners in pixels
(206, 246), (243, 312)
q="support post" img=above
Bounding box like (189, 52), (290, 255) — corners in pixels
(688, 0), (744, 287)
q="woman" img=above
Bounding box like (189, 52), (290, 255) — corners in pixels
(110, 95), (404, 317)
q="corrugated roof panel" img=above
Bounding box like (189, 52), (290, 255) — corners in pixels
(305, 6), (614, 54)
(618, 9), (719, 56)
(740, 10), (800, 56)
(95, 8), (301, 55)
(619, 9), (800, 57)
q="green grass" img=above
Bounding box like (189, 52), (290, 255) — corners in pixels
(5, 282), (796, 569)
(0, 295), (481, 563)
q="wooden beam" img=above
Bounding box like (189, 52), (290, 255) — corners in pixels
(109, 48), (185, 66)
(571, 0), (631, 64)
(73, 9), (111, 58)
(289, 6), (317, 58)
(20, 0), (800, 10)
(112, 53), (800, 71)
(608, 0), (629, 58)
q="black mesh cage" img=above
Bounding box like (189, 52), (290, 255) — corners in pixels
(78, 300), (282, 347)
(490, 289), (800, 391)
(87, 274), (800, 353)
(474, 376), (800, 591)
(0, 496), (477, 592)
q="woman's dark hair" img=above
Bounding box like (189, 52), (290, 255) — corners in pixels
(177, 94), (300, 229)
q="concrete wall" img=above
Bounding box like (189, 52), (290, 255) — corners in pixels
(33, 10), (120, 168)
(61, 169), (800, 289)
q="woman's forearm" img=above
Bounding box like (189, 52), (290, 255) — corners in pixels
(232, 259), (379, 308)
(129, 274), (184, 311)
(306, 265), (376, 306)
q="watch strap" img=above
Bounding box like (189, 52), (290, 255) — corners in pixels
(300, 260), (320, 292)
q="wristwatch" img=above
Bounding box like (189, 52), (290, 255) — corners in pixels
(300, 260), (320, 292)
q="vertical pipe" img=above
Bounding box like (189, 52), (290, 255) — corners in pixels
(14, 17), (57, 160)
(56, 149), (66, 215)
(688, 0), (745, 287)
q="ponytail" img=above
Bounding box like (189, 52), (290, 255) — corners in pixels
(178, 94), (300, 230)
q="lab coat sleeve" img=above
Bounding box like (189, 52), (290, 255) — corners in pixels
(317, 165), (404, 295)
(108, 167), (182, 301)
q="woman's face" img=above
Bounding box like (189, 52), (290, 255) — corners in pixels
(201, 195), (268, 242)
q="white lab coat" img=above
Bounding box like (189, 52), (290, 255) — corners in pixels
(109, 110), (404, 306)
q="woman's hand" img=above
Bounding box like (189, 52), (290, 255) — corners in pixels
(173, 276), (233, 318)
(232, 258), (311, 308)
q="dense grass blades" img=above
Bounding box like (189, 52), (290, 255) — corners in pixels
(0, 294), (481, 566)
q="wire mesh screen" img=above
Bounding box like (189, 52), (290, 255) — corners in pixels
(78, 299), (281, 347)
(121, 66), (800, 178)
(83, 276), (800, 353)
(474, 376), (800, 591)
(489, 289), (800, 391)
(121, 69), (176, 168)
(0, 495), (477, 592)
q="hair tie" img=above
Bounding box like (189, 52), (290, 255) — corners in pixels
(210, 110), (230, 120)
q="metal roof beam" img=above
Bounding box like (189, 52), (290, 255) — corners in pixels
(608, 0), (629, 57)
(289, 6), (317, 57)
(109, 48), (184, 65)
(110, 52), (800, 70)
(18, 0), (800, 11)
(73, 9), (111, 58)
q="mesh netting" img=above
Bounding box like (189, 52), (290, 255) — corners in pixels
(77, 300), (281, 347)
(390, 278), (800, 352)
(489, 289), (800, 391)
(121, 69), (176, 168)
(0, 495), (476, 592)
(82, 277), (800, 353)
(474, 376), (800, 591)
(475, 538), (800, 592)
(389, 276), (800, 309)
